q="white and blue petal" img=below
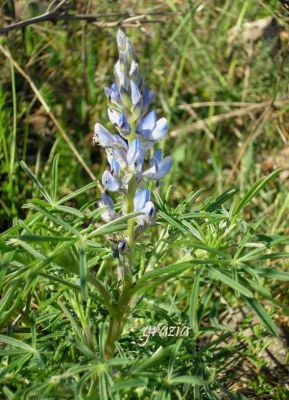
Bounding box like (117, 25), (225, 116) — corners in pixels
(108, 108), (120, 125)
(104, 83), (121, 105)
(114, 60), (128, 89)
(134, 189), (150, 212)
(102, 170), (119, 192)
(150, 118), (168, 141)
(98, 192), (119, 222)
(94, 123), (114, 147)
(130, 60), (138, 78)
(130, 80), (141, 105)
(109, 158), (120, 175)
(143, 156), (173, 180)
(142, 201), (155, 219)
(136, 200), (156, 225)
(112, 148), (127, 169)
(101, 192), (114, 209)
(138, 110), (157, 139)
(118, 112), (130, 134)
(152, 149), (162, 165)
(113, 134), (128, 150)
(142, 86), (155, 110)
(127, 139), (138, 165)
(127, 139), (144, 171)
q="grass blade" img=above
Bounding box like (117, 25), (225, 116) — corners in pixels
(20, 160), (52, 204)
(51, 153), (59, 203)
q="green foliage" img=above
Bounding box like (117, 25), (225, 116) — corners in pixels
(0, 159), (288, 398)
(1, 0), (289, 398)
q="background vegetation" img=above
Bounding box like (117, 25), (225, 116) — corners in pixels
(0, 0), (289, 398)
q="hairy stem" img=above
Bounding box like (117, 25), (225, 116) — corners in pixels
(127, 176), (137, 249)
(103, 175), (137, 358)
(104, 283), (134, 359)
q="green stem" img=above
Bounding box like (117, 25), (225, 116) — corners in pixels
(103, 120), (138, 360)
(127, 176), (137, 249)
(104, 283), (134, 359)
(103, 178), (136, 358)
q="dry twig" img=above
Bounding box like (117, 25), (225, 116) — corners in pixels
(0, 10), (179, 34)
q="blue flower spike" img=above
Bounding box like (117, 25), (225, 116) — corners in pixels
(93, 29), (173, 233)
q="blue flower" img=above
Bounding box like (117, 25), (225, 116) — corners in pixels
(142, 86), (155, 110)
(137, 110), (157, 139)
(130, 80), (141, 106)
(127, 139), (144, 172)
(94, 123), (128, 150)
(94, 123), (115, 147)
(134, 189), (155, 225)
(104, 83), (121, 106)
(144, 155), (173, 180)
(111, 148), (127, 169)
(108, 158), (120, 175)
(102, 170), (119, 192)
(108, 109), (130, 135)
(98, 193), (119, 222)
(137, 112), (168, 143)
(94, 29), (173, 231)
(118, 112), (130, 134)
(108, 108), (120, 125)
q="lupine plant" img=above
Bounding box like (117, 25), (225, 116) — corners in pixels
(93, 30), (173, 359)
(1, 30), (289, 399)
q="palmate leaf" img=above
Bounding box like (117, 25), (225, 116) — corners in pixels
(135, 260), (193, 290)
(183, 188), (205, 208)
(180, 211), (227, 222)
(14, 237), (112, 311)
(54, 205), (84, 218)
(135, 258), (231, 292)
(238, 251), (289, 263)
(158, 210), (189, 235)
(0, 212), (42, 239)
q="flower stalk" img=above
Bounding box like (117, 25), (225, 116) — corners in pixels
(93, 29), (173, 358)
